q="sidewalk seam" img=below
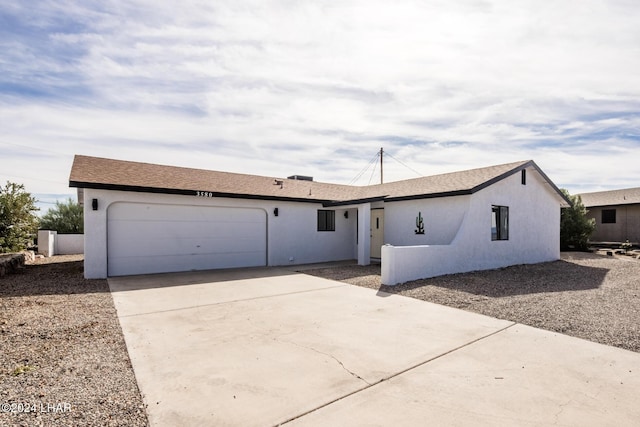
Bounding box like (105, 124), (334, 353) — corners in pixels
(276, 322), (517, 426)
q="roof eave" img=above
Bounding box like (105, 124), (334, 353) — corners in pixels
(322, 196), (388, 207)
(527, 161), (572, 206)
(583, 201), (640, 208)
(469, 160), (570, 206)
(384, 189), (473, 202)
(69, 181), (332, 205)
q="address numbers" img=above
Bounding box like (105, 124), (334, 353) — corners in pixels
(196, 191), (215, 198)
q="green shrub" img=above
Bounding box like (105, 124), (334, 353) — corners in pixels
(0, 182), (39, 253)
(560, 189), (595, 251)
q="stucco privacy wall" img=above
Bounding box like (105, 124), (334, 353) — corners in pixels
(382, 167), (561, 285)
(37, 230), (84, 256)
(57, 234), (84, 255)
(38, 230), (56, 257)
(82, 188), (357, 279)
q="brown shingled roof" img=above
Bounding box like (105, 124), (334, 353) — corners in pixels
(69, 155), (358, 203)
(69, 155), (564, 205)
(357, 161), (532, 201)
(578, 187), (640, 207)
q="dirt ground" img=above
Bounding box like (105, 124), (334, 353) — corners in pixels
(0, 255), (148, 427)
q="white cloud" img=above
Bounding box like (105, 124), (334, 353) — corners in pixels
(1, 0), (639, 209)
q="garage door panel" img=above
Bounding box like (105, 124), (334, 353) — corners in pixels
(110, 203), (264, 223)
(109, 216), (265, 236)
(109, 221), (264, 241)
(108, 203), (267, 276)
(109, 251), (267, 277)
(111, 236), (266, 258)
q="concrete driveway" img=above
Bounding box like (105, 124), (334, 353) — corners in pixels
(108, 267), (640, 426)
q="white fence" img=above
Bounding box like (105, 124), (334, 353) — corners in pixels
(38, 230), (84, 256)
(381, 244), (461, 286)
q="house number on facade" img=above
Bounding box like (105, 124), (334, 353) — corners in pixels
(196, 191), (215, 198)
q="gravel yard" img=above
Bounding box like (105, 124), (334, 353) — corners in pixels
(0, 255), (148, 427)
(304, 252), (640, 353)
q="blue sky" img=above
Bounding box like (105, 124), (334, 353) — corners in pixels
(1, 0), (639, 213)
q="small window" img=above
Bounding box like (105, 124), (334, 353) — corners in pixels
(602, 209), (616, 224)
(491, 205), (509, 241)
(317, 210), (335, 231)
(521, 169), (526, 185)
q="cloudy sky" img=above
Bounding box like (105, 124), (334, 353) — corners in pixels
(1, 0), (639, 213)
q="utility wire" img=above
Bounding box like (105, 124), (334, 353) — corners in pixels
(348, 151), (380, 185)
(0, 141), (71, 157)
(367, 154), (379, 185)
(349, 148), (423, 185)
(385, 152), (423, 177)
(0, 173), (68, 186)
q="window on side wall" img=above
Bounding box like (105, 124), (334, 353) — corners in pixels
(491, 205), (509, 241)
(601, 209), (616, 224)
(317, 210), (335, 231)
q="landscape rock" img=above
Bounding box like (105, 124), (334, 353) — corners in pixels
(0, 253), (25, 278)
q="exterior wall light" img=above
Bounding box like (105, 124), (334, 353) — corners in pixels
(274, 207), (279, 216)
(344, 211), (349, 219)
(92, 198), (98, 211)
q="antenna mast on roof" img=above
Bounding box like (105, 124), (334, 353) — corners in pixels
(380, 147), (383, 184)
(349, 146), (422, 185)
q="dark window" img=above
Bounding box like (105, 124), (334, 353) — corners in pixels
(602, 209), (616, 224)
(521, 169), (526, 185)
(317, 210), (335, 231)
(491, 205), (509, 241)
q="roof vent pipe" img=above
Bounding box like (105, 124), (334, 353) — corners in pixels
(287, 175), (313, 181)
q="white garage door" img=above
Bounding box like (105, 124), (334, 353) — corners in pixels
(107, 202), (267, 276)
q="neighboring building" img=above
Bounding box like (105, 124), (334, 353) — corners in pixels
(69, 155), (569, 284)
(578, 187), (640, 245)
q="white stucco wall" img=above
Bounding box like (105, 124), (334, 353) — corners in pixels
(382, 168), (562, 285)
(38, 230), (84, 256)
(383, 196), (470, 246)
(82, 189), (358, 278)
(38, 230), (56, 257)
(462, 168), (561, 271)
(357, 203), (372, 264)
(266, 202), (357, 266)
(56, 234), (84, 255)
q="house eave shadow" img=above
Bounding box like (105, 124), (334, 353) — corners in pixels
(303, 253), (611, 298)
(107, 266), (301, 293)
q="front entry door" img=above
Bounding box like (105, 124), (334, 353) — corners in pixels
(370, 209), (384, 258)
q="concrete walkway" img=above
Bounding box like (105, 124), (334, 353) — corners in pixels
(108, 268), (640, 426)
